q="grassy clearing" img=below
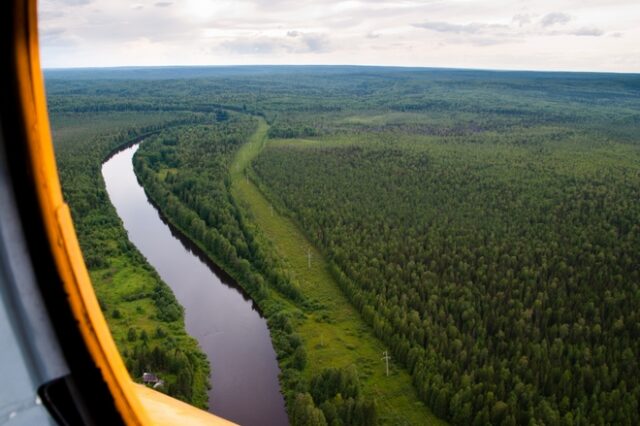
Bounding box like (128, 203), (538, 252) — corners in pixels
(230, 119), (445, 425)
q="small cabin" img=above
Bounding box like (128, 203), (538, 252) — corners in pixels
(142, 372), (159, 384)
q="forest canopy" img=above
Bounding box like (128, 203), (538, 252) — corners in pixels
(46, 66), (640, 425)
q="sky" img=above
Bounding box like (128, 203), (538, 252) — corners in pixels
(39, 0), (640, 72)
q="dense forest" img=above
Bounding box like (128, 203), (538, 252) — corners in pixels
(249, 69), (640, 425)
(254, 136), (640, 425)
(46, 66), (640, 425)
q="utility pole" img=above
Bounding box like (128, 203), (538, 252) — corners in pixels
(382, 351), (391, 376)
(307, 248), (312, 269)
(270, 205), (274, 217)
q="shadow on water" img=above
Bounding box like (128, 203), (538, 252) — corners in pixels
(141, 182), (262, 313)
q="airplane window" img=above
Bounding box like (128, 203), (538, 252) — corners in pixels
(36, 1), (640, 425)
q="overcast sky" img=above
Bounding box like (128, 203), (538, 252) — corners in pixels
(39, 0), (640, 72)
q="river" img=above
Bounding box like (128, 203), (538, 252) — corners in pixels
(102, 144), (288, 426)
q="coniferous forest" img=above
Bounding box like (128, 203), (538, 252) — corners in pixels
(46, 66), (640, 425)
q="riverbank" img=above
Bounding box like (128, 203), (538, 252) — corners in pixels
(51, 111), (212, 409)
(230, 123), (445, 425)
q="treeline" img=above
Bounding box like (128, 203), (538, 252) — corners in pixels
(133, 119), (304, 303)
(291, 366), (377, 426)
(253, 135), (640, 425)
(268, 123), (319, 139)
(45, 67), (640, 151)
(124, 331), (209, 403)
(49, 110), (212, 408)
(133, 119), (378, 425)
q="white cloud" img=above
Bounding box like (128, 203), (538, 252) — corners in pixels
(570, 26), (604, 36)
(512, 14), (532, 27)
(54, 0), (93, 4)
(413, 21), (509, 35)
(221, 32), (329, 55)
(540, 12), (571, 27)
(37, 0), (640, 72)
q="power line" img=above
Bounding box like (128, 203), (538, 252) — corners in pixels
(382, 351), (391, 376)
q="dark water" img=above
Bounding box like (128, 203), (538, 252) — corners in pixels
(102, 144), (288, 426)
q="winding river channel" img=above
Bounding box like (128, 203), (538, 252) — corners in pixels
(102, 144), (288, 426)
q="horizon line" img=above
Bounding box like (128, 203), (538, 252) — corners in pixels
(41, 63), (640, 76)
